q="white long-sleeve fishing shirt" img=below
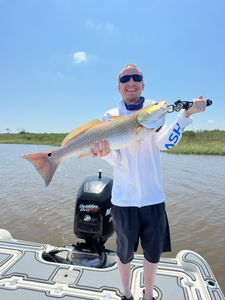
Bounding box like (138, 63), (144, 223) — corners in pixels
(102, 100), (192, 207)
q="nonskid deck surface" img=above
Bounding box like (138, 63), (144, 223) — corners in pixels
(0, 238), (224, 300)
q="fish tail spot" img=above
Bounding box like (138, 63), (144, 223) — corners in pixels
(22, 151), (59, 186)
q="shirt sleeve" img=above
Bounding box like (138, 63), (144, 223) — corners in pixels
(154, 110), (192, 150)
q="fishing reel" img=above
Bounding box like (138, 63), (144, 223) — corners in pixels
(167, 99), (212, 113)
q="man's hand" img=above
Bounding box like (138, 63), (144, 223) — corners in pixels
(185, 96), (207, 118)
(90, 140), (111, 157)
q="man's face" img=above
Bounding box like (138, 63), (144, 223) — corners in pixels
(118, 67), (144, 104)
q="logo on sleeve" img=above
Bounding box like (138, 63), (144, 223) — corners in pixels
(165, 123), (182, 149)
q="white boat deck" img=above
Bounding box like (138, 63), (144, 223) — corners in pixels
(0, 231), (224, 300)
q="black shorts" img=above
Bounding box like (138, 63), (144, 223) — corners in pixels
(111, 202), (171, 264)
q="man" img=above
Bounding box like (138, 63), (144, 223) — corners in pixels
(90, 64), (206, 300)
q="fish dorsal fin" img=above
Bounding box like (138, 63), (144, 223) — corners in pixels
(61, 119), (103, 147)
(108, 115), (124, 121)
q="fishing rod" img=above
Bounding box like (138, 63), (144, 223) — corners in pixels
(167, 99), (212, 113)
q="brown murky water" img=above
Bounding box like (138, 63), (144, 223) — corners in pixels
(0, 144), (224, 292)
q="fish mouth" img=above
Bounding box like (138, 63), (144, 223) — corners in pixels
(161, 101), (168, 110)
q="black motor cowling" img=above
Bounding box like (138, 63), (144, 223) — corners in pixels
(74, 170), (114, 249)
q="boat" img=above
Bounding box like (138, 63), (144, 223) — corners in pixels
(0, 170), (224, 300)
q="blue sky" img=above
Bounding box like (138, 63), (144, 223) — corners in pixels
(0, 0), (224, 133)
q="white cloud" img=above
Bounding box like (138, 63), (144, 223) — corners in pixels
(86, 19), (117, 33)
(73, 51), (88, 64)
(208, 120), (216, 123)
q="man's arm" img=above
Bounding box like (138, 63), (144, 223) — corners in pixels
(155, 96), (207, 150)
(90, 140), (123, 166)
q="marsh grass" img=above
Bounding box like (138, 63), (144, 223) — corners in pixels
(0, 132), (66, 146)
(167, 130), (225, 155)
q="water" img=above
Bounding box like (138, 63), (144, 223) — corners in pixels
(0, 144), (224, 292)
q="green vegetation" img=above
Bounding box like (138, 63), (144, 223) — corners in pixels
(0, 130), (225, 155)
(167, 130), (225, 155)
(0, 131), (67, 146)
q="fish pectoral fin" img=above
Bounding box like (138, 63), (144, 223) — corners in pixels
(61, 119), (103, 147)
(108, 116), (124, 121)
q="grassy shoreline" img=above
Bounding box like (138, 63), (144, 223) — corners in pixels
(0, 130), (225, 155)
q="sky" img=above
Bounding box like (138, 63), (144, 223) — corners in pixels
(0, 0), (224, 133)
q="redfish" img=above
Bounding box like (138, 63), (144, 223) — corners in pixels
(22, 101), (167, 186)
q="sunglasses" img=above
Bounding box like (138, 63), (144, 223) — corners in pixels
(119, 74), (143, 84)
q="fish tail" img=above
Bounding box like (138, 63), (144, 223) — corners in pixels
(22, 151), (60, 186)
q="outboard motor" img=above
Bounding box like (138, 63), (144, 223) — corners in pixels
(42, 170), (115, 268)
(74, 169), (114, 255)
